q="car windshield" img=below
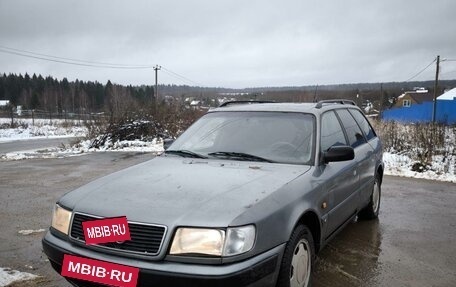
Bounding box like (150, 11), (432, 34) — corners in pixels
(168, 111), (315, 165)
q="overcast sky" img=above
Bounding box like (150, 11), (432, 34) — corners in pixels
(1, 0), (456, 88)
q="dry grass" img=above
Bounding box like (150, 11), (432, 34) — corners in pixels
(372, 121), (455, 165)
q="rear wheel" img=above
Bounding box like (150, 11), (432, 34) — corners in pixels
(277, 225), (315, 287)
(358, 174), (381, 220)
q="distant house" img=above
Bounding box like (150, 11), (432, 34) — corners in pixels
(0, 100), (10, 107)
(383, 88), (456, 124)
(438, 87), (456, 101)
(189, 100), (202, 109)
(163, 95), (175, 104)
(184, 97), (194, 103)
(394, 89), (433, 108)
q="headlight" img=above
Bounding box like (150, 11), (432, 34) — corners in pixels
(51, 204), (72, 235)
(170, 228), (225, 256)
(169, 225), (255, 257)
(223, 225), (256, 256)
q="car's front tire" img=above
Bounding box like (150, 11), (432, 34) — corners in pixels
(276, 225), (315, 287)
(358, 174), (381, 220)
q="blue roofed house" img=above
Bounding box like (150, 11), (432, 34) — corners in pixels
(382, 88), (456, 124)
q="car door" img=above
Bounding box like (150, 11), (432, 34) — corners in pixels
(335, 109), (375, 211)
(348, 108), (379, 207)
(320, 110), (359, 237)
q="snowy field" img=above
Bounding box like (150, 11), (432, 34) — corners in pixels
(0, 118), (164, 161)
(0, 118), (87, 143)
(1, 118), (455, 182)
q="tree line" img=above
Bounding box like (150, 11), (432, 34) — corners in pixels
(0, 73), (155, 119)
(2, 72), (453, 120)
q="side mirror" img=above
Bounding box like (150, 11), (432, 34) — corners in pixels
(323, 146), (354, 163)
(163, 138), (174, 150)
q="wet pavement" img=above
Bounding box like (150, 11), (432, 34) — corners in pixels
(314, 176), (456, 287)
(0, 153), (455, 287)
(0, 152), (155, 287)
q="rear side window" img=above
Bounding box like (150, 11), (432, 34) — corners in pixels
(336, 109), (366, 148)
(348, 109), (376, 141)
(321, 111), (347, 152)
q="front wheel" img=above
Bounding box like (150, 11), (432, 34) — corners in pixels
(276, 225), (315, 287)
(358, 174), (381, 220)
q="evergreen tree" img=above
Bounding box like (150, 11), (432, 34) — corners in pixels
(31, 92), (40, 109)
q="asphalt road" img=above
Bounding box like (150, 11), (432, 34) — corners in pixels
(0, 138), (79, 155)
(0, 153), (455, 287)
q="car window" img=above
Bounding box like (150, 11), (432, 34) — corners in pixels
(336, 109), (366, 148)
(321, 111), (347, 152)
(348, 109), (376, 141)
(170, 111), (315, 165)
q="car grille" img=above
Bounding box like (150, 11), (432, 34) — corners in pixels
(70, 213), (166, 256)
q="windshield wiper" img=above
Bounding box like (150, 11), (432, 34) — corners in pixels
(165, 150), (207, 159)
(208, 151), (274, 163)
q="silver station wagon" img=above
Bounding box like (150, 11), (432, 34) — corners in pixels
(43, 100), (384, 287)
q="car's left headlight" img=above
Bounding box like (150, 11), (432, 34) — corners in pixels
(51, 204), (72, 235)
(169, 225), (255, 257)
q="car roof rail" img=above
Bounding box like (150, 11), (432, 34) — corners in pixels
(315, 99), (357, 109)
(218, 100), (275, 107)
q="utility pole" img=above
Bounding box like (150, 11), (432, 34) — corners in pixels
(154, 65), (161, 105)
(432, 56), (440, 123)
(314, 85), (318, 102)
(380, 83), (384, 117)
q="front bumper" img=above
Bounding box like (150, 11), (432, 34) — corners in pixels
(42, 231), (284, 287)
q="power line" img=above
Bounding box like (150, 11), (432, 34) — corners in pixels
(0, 48), (154, 69)
(0, 45), (153, 68)
(161, 69), (199, 86)
(405, 58), (437, 82)
(440, 69), (456, 77)
(161, 66), (202, 86)
(0, 45), (205, 86)
(440, 59), (456, 79)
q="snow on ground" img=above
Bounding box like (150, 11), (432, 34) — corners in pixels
(17, 229), (46, 236)
(0, 148), (80, 161)
(0, 118), (87, 143)
(1, 138), (164, 161)
(384, 152), (456, 183)
(383, 124), (456, 183)
(72, 137), (164, 153)
(0, 117), (163, 158)
(0, 267), (39, 286)
(2, 117), (455, 182)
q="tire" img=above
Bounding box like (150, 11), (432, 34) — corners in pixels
(358, 174), (381, 220)
(276, 225), (315, 287)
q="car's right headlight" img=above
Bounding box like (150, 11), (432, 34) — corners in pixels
(51, 204), (72, 235)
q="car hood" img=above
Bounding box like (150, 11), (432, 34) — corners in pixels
(59, 156), (310, 228)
